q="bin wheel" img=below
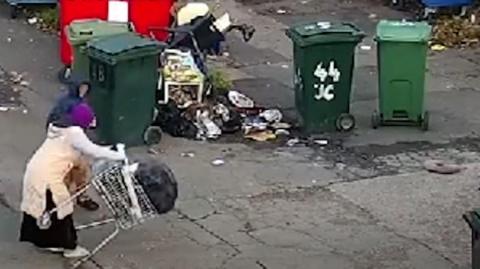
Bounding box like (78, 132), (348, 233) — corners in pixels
(58, 66), (72, 84)
(371, 110), (381, 129)
(144, 126), (163, 146)
(391, 0), (405, 10)
(10, 5), (18, 19)
(421, 111), (429, 131)
(336, 113), (356, 132)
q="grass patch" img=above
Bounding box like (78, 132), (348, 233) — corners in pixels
(208, 69), (233, 95)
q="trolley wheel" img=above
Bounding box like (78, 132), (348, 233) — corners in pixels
(144, 126), (163, 145)
(371, 110), (381, 129)
(57, 66), (72, 84)
(10, 5), (18, 19)
(421, 111), (429, 131)
(336, 113), (356, 132)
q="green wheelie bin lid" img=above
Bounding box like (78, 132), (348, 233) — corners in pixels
(67, 19), (133, 46)
(87, 33), (164, 65)
(286, 22), (365, 47)
(376, 20), (432, 43)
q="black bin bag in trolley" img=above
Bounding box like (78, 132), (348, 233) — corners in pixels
(131, 156), (178, 214)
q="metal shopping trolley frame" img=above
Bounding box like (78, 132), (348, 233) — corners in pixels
(36, 145), (159, 269)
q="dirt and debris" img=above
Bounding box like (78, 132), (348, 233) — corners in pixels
(0, 71), (25, 111)
(432, 14), (480, 48)
(211, 158), (226, 166)
(424, 160), (465, 174)
(23, 6), (59, 34)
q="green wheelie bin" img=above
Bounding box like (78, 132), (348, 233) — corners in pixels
(67, 19), (132, 79)
(372, 20), (432, 130)
(87, 33), (164, 146)
(286, 22), (365, 133)
(464, 210), (480, 269)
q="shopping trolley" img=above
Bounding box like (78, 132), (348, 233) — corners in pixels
(36, 144), (159, 269)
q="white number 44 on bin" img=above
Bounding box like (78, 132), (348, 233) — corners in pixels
(313, 61), (341, 102)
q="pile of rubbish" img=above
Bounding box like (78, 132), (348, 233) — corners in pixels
(430, 6), (480, 48)
(153, 50), (290, 142)
(154, 88), (291, 142)
(432, 15), (480, 48)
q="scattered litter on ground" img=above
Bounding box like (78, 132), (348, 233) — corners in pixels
(245, 130), (276, 142)
(314, 139), (328, 146)
(148, 148), (160, 155)
(260, 109), (282, 123)
(20, 81), (30, 87)
(369, 13), (377, 19)
(424, 160), (465, 174)
(196, 110), (222, 140)
(360, 45), (372, 51)
(431, 44), (447, 51)
(271, 122), (291, 130)
(211, 158), (225, 166)
(275, 129), (290, 136)
(281, 64), (289, 69)
(181, 152), (196, 158)
(243, 115), (269, 134)
(22, 109), (28, 114)
(6, 37), (12, 43)
(287, 138), (301, 147)
(228, 90), (255, 108)
(27, 17), (38, 25)
(276, 9), (287, 14)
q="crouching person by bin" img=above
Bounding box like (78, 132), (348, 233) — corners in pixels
(20, 103), (125, 258)
(46, 77), (101, 211)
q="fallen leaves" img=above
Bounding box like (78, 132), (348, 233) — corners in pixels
(432, 11), (480, 48)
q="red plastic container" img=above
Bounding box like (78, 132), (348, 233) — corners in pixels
(59, 0), (109, 66)
(129, 0), (174, 41)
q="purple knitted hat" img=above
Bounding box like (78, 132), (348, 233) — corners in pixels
(71, 103), (95, 129)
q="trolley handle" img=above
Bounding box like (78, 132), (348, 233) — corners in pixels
(116, 143), (129, 165)
(115, 144), (143, 220)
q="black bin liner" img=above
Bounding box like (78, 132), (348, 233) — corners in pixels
(132, 156), (178, 214)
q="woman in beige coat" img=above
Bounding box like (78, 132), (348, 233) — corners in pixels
(20, 103), (125, 258)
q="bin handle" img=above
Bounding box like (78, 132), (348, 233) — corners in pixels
(341, 22), (365, 37)
(79, 29), (93, 35)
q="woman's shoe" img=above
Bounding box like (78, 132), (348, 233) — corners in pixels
(63, 246), (90, 258)
(77, 196), (100, 211)
(42, 247), (64, 253)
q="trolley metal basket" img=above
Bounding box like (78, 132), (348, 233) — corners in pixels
(37, 145), (160, 268)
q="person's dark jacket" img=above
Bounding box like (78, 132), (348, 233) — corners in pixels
(46, 78), (90, 129)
